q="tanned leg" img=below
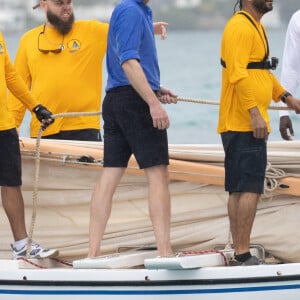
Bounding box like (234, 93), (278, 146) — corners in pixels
(145, 165), (173, 256)
(227, 192), (239, 248)
(235, 192), (259, 254)
(228, 191), (259, 255)
(88, 167), (125, 257)
(1, 186), (27, 241)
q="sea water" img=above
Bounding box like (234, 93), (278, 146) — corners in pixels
(5, 28), (299, 144)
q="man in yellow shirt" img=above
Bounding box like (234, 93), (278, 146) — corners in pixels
(0, 31), (58, 259)
(218, 0), (300, 266)
(9, 0), (109, 141)
(10, 0), (168, 141)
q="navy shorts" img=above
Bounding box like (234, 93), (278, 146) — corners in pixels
(221, 131), (267, 194)
(43, 129), (101, 141)
(0, 128), (22, 186)
(102, 86), (169, 169)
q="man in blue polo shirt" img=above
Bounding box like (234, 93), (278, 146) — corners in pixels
(88, 0), (177, 258)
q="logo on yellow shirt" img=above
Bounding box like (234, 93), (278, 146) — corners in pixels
(67, 39), (81, 53)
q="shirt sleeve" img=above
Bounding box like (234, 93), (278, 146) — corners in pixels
(7, 37), (32, 128)
(271, 73), (285, 103)
(224, 23), (257, 110)
(5, 62), (37, 112)
(223, 21), (255, 83)
(235, 76), (257, 110)
(114, 7), (143, 65)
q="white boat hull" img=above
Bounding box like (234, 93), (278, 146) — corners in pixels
(1, 262), (300, 299)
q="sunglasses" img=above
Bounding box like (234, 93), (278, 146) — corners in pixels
(33, 0), (72, 9)
(38, 24), (65, 54)
(49, 0), (72, 6)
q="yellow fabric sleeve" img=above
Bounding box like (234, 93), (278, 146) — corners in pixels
(0, 32), (38, 131)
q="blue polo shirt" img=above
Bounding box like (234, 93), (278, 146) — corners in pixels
(105, 0), (160, 91)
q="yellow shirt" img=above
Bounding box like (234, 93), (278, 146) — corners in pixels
(0, 32), (37, 131)
(9, 20), (109, 137)
(218, 11), (285, 133)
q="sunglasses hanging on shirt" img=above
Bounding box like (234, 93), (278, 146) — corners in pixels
(38, 24), (65, 54)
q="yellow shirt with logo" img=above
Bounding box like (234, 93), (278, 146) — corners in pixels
(0, 32), (37, 131)
(218, 12), (285, 133)
(9, 20), (109, 137)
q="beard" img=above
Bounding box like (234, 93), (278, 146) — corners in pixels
(252, 0), (273, 14)
(47, 10), (75, 35)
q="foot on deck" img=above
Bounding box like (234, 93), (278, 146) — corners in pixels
(229, 255), (262, 266)
(11, 241), (59, 260)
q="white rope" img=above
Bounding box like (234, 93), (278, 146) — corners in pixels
(27, 111), (101, 258)
(263, 163), (286, 200)
(176, 97), (293, 110)
(26, 126), (43, 258)
(263, 162), (300, 200)
(52, 111), (101, 118)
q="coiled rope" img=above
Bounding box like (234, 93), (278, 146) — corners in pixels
(263, 162), (300, 199)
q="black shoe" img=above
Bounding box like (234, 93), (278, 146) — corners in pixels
(229, 255), (261, 266)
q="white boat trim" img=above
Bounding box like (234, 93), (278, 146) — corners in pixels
(73, 250), (158, 269)
(144, 252), (225, 269)
(1, 262), (300, 298)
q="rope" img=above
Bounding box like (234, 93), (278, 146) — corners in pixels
(48, 99), (294, 111)
(176, 97), (293, 110)
(52, 111), (101, 118)
(26, 126), (43, 258)
(17, 257), (72, 268)
(263, 162), (300, 199)
(26, 111), (100, 258)
(18, 257), (48, 269)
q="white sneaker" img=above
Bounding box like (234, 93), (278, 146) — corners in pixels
(11, 241), (59, 259)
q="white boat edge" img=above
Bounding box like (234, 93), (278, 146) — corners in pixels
(1, 258), (300, 299)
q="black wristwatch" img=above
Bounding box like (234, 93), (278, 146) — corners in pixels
(281, 92), (292, 103)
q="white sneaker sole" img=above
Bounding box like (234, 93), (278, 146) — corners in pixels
(34, 249), (59, 259)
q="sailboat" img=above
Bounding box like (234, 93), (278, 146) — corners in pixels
(1, 137), (300, 299)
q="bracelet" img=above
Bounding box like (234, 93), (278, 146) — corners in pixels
(281, 92), (292, 103)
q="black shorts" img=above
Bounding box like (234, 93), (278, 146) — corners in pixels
(43, 129), (101, 141)
(221, 131), (266, 194)
(0, 128), (22, 186)
(103, 86), (169, 169)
